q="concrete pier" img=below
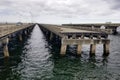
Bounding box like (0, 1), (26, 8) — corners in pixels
(39, 24), (110, 57)
(0, 23), (35, 57)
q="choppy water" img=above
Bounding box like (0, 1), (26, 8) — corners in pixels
(0, 25), (120, 80)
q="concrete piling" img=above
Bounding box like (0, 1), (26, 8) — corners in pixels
(24, 30), (27, 35)
(90, 44), (96, 56)
(77, 45), (82, 55)
(50, 32), (53, 40)
(3, 38), (9, 57)
(19, 34), (22, 41)
(60, 44), (67, 56)
(103, 41), (110, 56)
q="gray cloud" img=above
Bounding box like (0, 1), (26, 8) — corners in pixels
(104, 0), (120, 10)
(0, 0), (120, 23)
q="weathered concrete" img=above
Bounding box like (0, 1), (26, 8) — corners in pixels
(19, 34), (23, 41)
(60, 44), (67, 55)
(90, 44), (96, 55)
(3, 38), (9, 57)
(50, 32), (53, 40)
(77, 45), (82, 55)
(103, 41), (110, 56)
(39, 24), (110, 57)
(0, 23), (35, 57)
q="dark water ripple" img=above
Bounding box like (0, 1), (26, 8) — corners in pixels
(0, 25), (120, 80)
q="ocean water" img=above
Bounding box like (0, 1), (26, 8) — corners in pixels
(0, 25), (120, 80)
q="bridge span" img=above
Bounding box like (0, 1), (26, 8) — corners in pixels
(38, 24), (110, 56)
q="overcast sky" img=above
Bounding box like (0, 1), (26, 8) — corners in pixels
(0, 0), (120, 24)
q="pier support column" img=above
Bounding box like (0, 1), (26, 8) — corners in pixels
(77, 44), (82, 56)
(60, 38), (68, 56)
(103, 41), (110, 56)
(113, 28), (117, 34)
(27, 29), (30, 34)
(97, 35), (101, 39)
(3, 38), (9, 57)
(90, 44), (96, 56)
(72, 34), (76, 39)
(81, 34), (84, 39)
(19, 34), (22, 41)
(24, 30), (27, 35)
(60, 44), (67, 56)
(89, 35), (93, 39)
(49, 32), (53, 40)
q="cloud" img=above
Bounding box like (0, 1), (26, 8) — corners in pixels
(104, 0), (120, 10)
(0, 0), (120, 24)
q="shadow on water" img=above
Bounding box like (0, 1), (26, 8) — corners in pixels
(0, 25), (120, 80)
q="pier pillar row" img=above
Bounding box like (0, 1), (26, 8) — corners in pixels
(3, 37), (9, 57)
